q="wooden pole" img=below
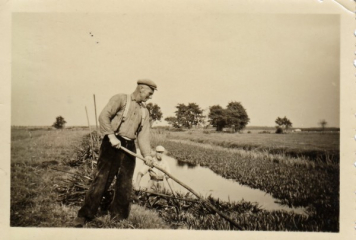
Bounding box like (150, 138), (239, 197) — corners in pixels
(166, 177), (176, 197)
(85, 106), (92, 132)
(120, 146), (242, 230)
(166, 176), (180, 209)
(93, 94), (98, 133)
(85, 106), (94, 169)
(137, 189), (199, 203)
(93, 94), (100, 149)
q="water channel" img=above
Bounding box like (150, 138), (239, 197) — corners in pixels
(133, 153), (306, 215)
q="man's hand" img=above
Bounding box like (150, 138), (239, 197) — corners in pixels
(108, 134), (121, 149)
(144, 156), (154, 167)
(133, 183), (140, 191)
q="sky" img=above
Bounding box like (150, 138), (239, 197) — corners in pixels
(11, 12), (340, 128)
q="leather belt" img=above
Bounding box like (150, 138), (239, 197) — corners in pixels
(115, 134), (135, 147)
(150, 177), (164, 182)
(150, 175), (164, 181)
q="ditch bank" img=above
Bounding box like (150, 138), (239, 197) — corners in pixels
(55, 133), (339, 231)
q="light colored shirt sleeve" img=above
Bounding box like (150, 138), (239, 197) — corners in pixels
(98, 94), (125, 136)
(137, 108), (151, 157)
(138, 165), (150, 175)
(163, 159), (170, 174)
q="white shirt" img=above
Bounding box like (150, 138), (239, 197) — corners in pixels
(138, 156), (171, 179)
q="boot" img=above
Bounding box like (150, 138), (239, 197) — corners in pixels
(73, 217), (86, 228)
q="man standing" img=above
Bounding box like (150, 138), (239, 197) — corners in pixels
(134, 145), (174, 191)
(74, 79), (157, 227)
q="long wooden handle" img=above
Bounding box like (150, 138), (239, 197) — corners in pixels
(166, 177), (176, 197)
(120, 146), (242, 230)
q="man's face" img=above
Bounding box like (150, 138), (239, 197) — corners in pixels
(156, 151), (163, 160)
(139, 85), (154, 102)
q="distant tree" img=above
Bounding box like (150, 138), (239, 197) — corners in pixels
(208, 102), (249, 132)
(208, 105), (227, 131)
(225, 101), (250, 132)
(175, 103), (204, 129)
(186, 103), (205, 127)
(318, 119), (327, 131)
(275, 117), (284, 128)
(275, 116), (292, 133)
(174, 104), (187, 128)
(164, 116), (180, 128)
(146, 103), (163, 128)
(52, 116), (67, 129)
(283, 117), (292, 130)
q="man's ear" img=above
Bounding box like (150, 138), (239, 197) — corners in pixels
(139, 85), (147, 93)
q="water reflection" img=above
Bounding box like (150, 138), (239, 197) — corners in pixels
(133, 153), (306, 215)
(176, 160), (197, 168)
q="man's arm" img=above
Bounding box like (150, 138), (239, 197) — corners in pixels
(137, 108), (151, 157)
(134, 166), (149, 190)
(134, 172), (143, 190)
(98, 94), (125, 136)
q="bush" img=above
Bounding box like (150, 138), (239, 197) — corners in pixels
(275, 127), (283, 134)
(258, 131), (270, 134)
(167, 127), (185, 132)
(52, 116), (67, 129)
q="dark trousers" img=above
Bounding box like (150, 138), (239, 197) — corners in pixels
(78, 135), (136, 220)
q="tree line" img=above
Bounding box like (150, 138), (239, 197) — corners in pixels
(164, 101), (250, 132)
(52, 101), (329, 133)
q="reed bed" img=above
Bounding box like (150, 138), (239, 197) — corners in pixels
(156, 140), (339, 231)
(168, 139), (322, 169)
(134, 188), (334, 231)
(148, 129), (339, 231)
(56, 131), (101, 205)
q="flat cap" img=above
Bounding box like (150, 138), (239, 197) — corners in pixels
(156, 145), (165, 152)
(137, 79), (157, 90)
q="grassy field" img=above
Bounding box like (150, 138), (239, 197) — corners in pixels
(10, 127), (170, 228)
(167, 128), (339, 151)
(10, 126), (340, 231)
(165, 128), (339, 163)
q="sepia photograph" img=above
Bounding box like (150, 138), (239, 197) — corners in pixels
(2, 0), (355, 239)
